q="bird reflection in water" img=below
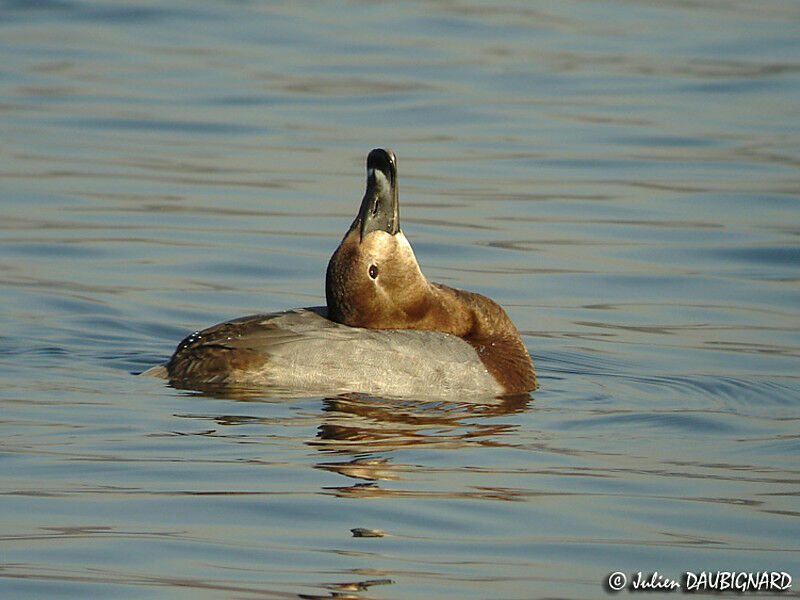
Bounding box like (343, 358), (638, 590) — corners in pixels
(313, 392), (529, 451)
(169, 382), (531, 499)
(166, 384), (532, 597)
(310, 392), (530, 499)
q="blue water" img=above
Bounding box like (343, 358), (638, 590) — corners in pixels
(1, 1), (798, 598)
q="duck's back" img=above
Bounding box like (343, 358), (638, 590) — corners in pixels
(145, 308), (504, 397)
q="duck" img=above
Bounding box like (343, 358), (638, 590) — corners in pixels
(142, 149), (536, 397)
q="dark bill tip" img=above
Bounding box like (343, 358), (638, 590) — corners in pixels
(367, 148), (396, 183)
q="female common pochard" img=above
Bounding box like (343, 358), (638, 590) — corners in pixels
(143, 149), (536, 397)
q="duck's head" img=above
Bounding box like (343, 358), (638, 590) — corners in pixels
(326, 149), (432, 329)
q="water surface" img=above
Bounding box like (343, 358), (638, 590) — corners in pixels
(1, 1), (799, 598)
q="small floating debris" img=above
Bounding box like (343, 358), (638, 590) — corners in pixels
(350, 527), (385, 538)
(330, 578), (394, 592)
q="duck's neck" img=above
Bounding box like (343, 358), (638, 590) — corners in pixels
(425, 282), (537, 394)
(424, 282), (507, 338)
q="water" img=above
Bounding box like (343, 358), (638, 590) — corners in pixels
(2, 1), (799, 598)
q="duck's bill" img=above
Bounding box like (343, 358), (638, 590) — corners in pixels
(355, 148), (399, 239)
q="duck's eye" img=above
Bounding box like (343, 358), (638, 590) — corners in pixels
(368, 264), (379, 279)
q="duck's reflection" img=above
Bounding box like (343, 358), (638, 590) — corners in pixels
(311, 392), (529, 452)
(310, 393), (530, 499)
(169, 382), (530, 486)
(166, 384), (532, 598)
(170, 382), (529, 447)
